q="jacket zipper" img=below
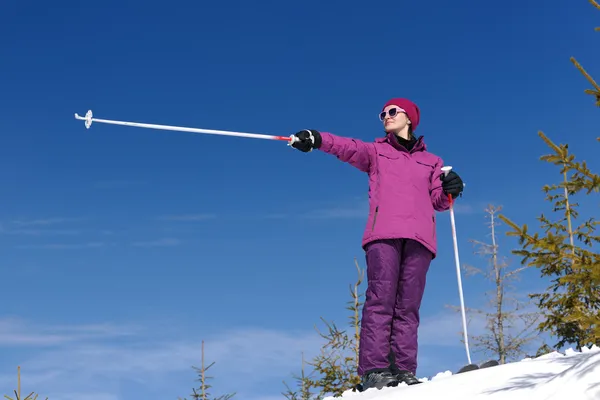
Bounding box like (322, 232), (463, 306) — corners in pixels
(372, 206), (379, 230)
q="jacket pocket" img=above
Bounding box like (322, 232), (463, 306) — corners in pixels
(415, 160), (435, 172)
(416, 160), (435, 167)
(414, 160), (436, 186)
(377, 151), (400, 160)
(371, 206), (379, 230)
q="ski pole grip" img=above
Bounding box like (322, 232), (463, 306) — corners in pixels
(441, 166), (454, 206)
(288, 134), (299, 146)
(442, 166), (465, 187)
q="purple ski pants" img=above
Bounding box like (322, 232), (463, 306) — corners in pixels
(358, 238), (432, 376)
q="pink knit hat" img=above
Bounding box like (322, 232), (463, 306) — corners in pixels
(381, 98), (420, 131)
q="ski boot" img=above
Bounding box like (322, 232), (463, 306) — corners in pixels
(394, 369), (422, 385)
(357, 369), (399, 391)
(389, 363), (422, 385)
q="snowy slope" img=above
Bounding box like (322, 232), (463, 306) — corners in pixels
(325, 345), (600, 400)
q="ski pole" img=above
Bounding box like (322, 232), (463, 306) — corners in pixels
(441, 166), (472, 365)
(74, 110), (300, 145)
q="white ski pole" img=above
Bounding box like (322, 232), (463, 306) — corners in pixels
(74, 110), (300, 145)
(441, 166), (472, 365)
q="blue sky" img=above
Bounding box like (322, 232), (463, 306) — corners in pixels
(1, 0), (599, 399)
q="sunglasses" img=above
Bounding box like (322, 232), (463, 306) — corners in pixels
(379, 107), (406, 121)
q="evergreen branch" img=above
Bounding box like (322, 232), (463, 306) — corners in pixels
(504, 265), (533, 278)
(570, 57), (600, 106)
(569, 57), (599, 91)
(179, 341), (236, 400)
(3, 367), (48, 400)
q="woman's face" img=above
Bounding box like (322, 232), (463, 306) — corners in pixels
(381, 106), (410, 134)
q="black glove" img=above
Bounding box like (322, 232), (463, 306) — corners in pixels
(441, 170), (464, 198)
(291, 129), (322, 152)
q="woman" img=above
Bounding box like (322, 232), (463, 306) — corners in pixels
(290, 98), (464, 391)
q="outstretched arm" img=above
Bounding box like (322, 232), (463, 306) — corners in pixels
(318, 132), (375, 173)
(289, 129), (374, 173)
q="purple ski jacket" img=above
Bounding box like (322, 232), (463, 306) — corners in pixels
(318, 131), (451, 258)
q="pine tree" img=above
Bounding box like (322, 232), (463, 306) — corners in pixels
(283, 258), (365, 398)
(498, 0), (600, 351)
(499, 132), (600, 349)
(282, 352), (320, 400)
(304, 258), (363, 397)
(455, 205), (541, 364)
(179, 341), (236, 400)
(3, 366), (48, 400)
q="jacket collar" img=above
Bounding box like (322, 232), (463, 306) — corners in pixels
(375, 133), (427, 153)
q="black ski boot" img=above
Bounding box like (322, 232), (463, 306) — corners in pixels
(358, 369), (399, 391)
(394, 369), (422, 385)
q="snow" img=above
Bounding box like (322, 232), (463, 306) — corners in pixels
(324, 345), (600, 400)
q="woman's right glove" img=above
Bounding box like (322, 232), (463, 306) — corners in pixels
(441, 170), (464, 198)
(291, 129), (322, 152)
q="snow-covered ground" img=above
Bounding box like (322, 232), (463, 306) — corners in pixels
(325, 345), (600, 400)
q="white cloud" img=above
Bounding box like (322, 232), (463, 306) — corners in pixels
(309, 205), (367, 219)
(45, 393), (120, 400)
(260, 213), (288, 219)
(3, 228), (81, 236)
(0, 318), (322, 400)
(0, 307), (543, 399)
(92, 180), (147, 189)
(303, 198), (367, 219)
(15, 242), (106, 250)
(301, 198), (477, 219)
(451, 202), (475, 214)
(131, 237), (181, 247)
(0, 317), (138, 346)
(158, 214), (216, 221)
(10, 218), (84, 226)
(0, 217), (86, 237)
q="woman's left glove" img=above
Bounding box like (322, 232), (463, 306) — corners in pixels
(441, 170), (464, 198)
